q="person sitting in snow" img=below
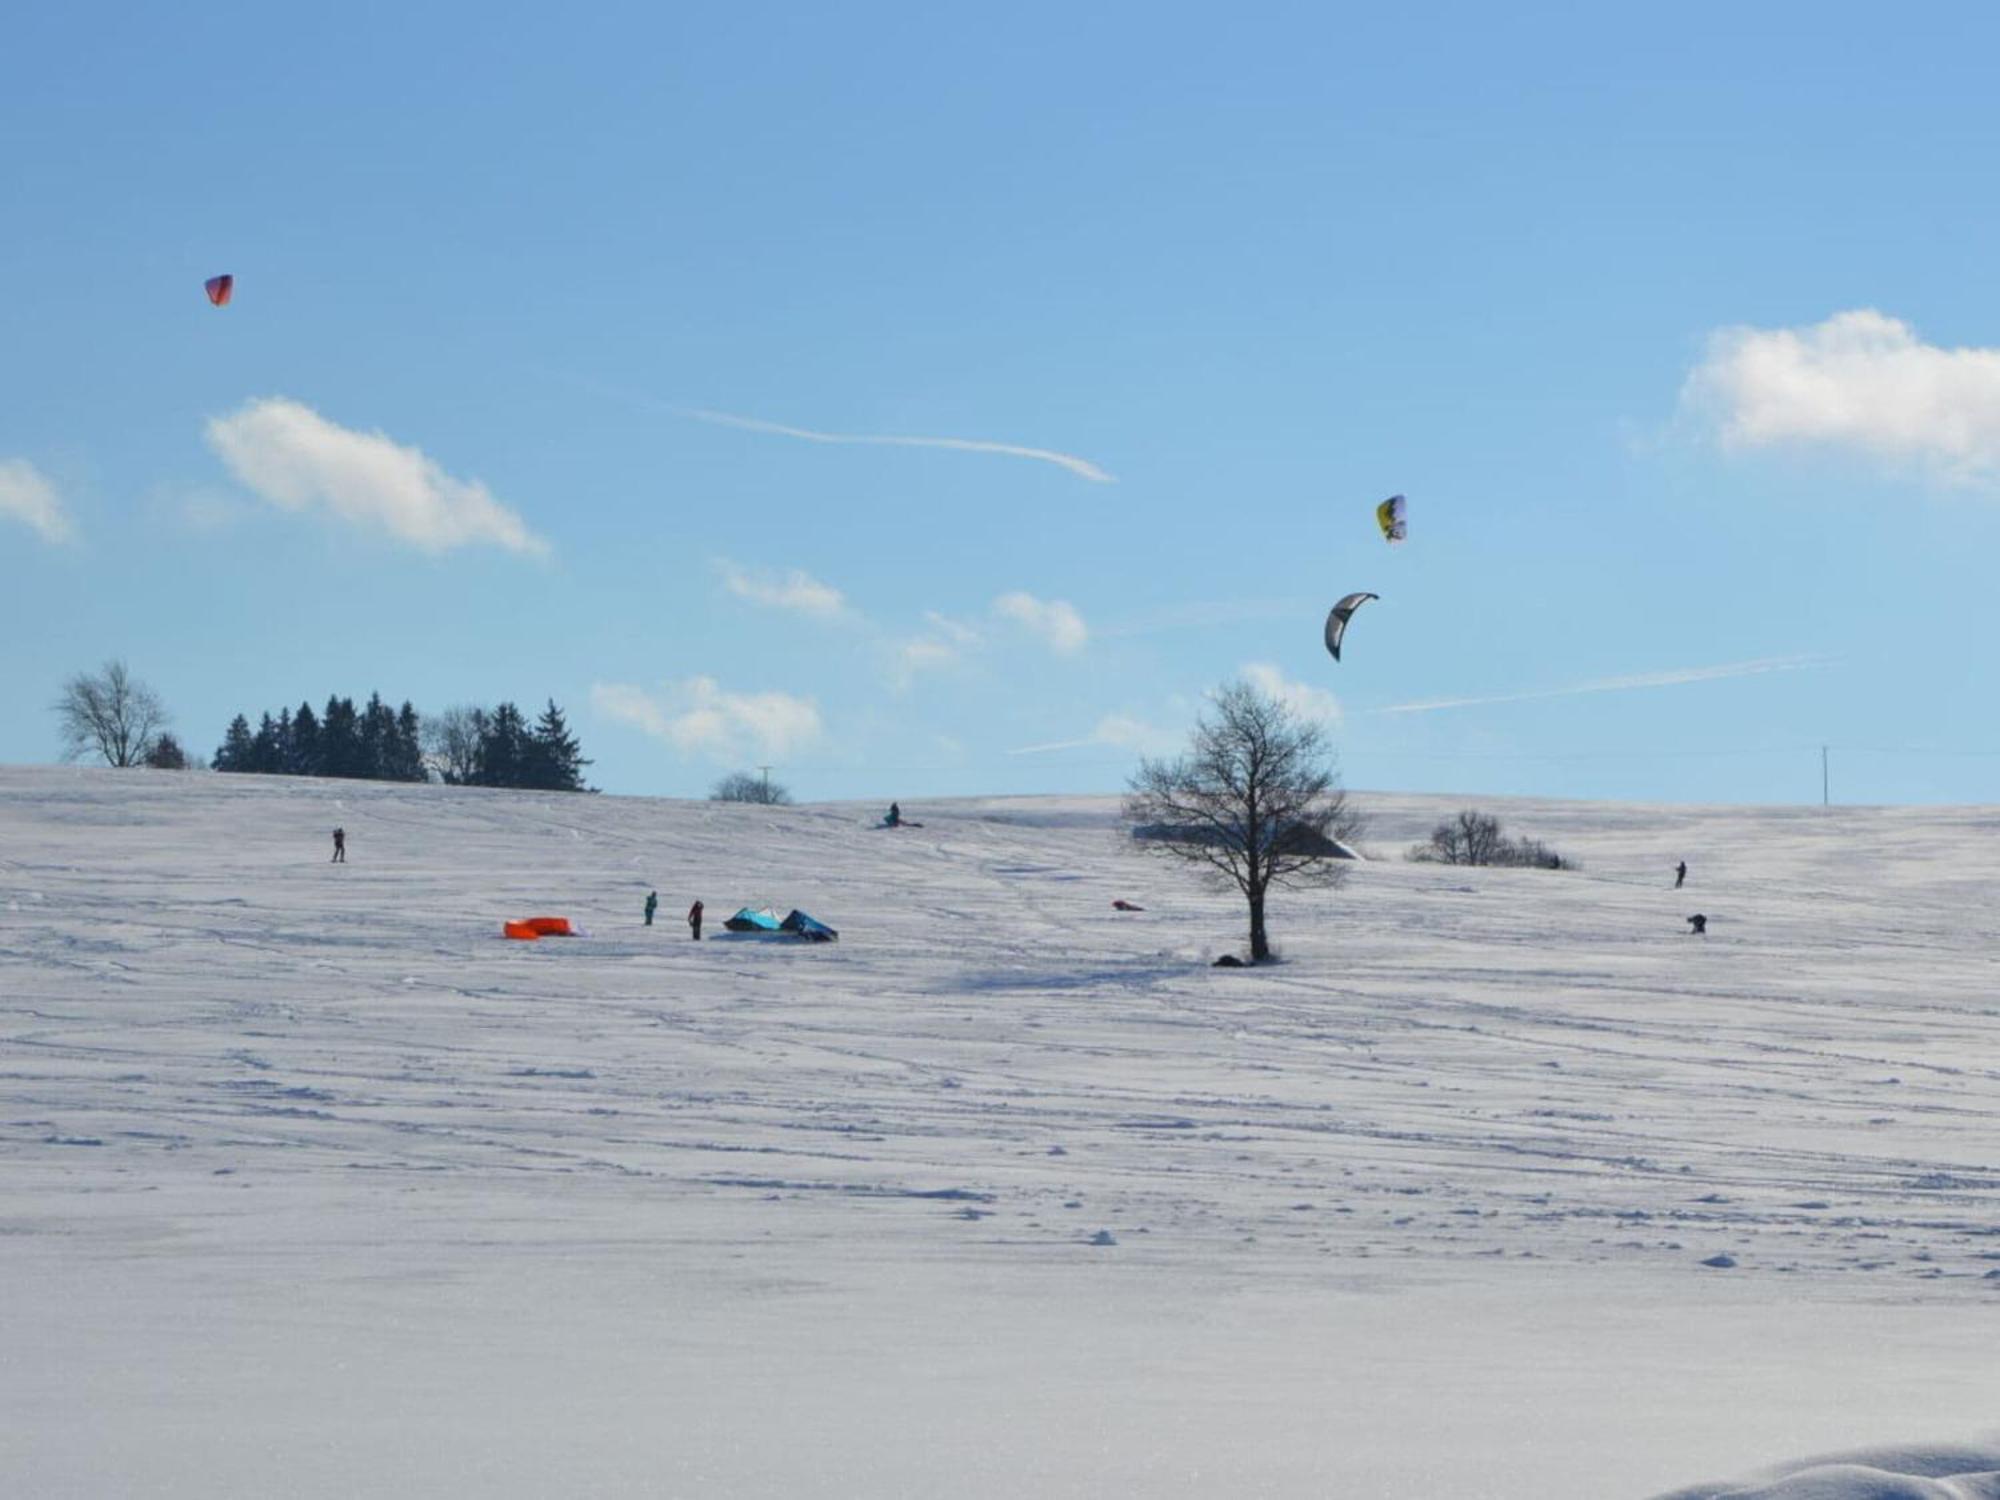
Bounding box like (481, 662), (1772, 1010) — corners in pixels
(1686, 913), (1707, 935)
(886, 802), (901, 828)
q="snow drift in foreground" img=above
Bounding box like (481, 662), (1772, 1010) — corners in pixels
(6, 767), (2000, 1498)
(1653, 1442), (2000, 1499)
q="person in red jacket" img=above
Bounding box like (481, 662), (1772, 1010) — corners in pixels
(687, 900), (703, 941)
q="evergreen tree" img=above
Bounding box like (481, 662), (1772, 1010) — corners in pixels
(214, 714), (255, 772)
(476, 702), (531, 787)
(392, 702), (426, 782)
(359, 693), (398, 780)
(274, 707), (294, 774)
(289, 701), (322, 777)
(144, 733), (190, 770)
(249, 712), (283, 774)
(319, 695), (361, 778)
(525, 700), (591, 791)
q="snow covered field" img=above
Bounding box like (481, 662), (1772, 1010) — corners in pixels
(4, 765), (1998, 1497)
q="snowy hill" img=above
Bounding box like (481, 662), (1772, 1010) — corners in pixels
(5, 766), (2000, 1498)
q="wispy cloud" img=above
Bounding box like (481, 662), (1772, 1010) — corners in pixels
(714, 559), (849, 618)
(993, 591), (1088, 654)
(891, 593), (1091, 690)
(1370, 655), (1825, 717)
(1242, 662), (1341, 725)
(591, 678), (823, 762)
(0, 459), (75, 544)
(683, 407), (1114, 483)
(1010, 713), (1184, 757)
(1010, 670), (1339, 758)
(206, 397), (547, 555)
(889, 611), (982, 689)
(1683, 309), (2000, 486)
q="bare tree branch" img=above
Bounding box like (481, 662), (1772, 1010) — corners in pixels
(422, 706), (486, 785)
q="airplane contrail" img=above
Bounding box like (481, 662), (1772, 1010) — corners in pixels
(1368, 655), (1828, 716)
(681, 408), (1115, 483)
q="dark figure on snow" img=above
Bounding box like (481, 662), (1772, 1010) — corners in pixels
(886, 802), (901, 828)
(644, 890), (657, 927)
(331, 827), (346, 863)
(1686, 913), (1707, 935)
(688, 899), (703, 940)
(1675, 860), (1687, 889)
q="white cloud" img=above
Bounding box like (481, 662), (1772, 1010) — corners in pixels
(888, 594), (1091, 690)
(892, 612), (984, 688)
(0, 459), (75, 544)
(591, 678), (823, 762)
(1683, 309), (2000, 485)
(683, 407), (1114, 483)
(715, 559), (848, 618)
(206, 397), (547, 555)
(1370, 655), (1823, 717)
(993, 591), (1088, 654)
(1241, 663), (1341, 725)
(884, 611), (981, 689)
(1010, 713), (1183, 757)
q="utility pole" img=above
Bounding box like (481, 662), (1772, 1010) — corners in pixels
(759, 764), (772, 803)
(1822, 745), (1829, 807)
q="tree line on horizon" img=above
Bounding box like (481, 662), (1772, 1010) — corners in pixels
(211, 695), (591, 791)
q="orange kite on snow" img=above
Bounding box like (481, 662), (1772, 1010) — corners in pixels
(503, 916), (579, 941)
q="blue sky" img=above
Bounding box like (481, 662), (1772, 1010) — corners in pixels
(6, 2), (2000, 805)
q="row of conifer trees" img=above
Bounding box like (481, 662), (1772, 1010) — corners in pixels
(211, 695), (590, 791)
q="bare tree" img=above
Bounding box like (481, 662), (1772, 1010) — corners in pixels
(1416, 809), (1505, 866)
(422, 705), (486, 785)
(1408, 809), (1573, 869)
(711, 769), (793, 805)
(1124, 678), (1362, 963)
(53, 660), (171, 767)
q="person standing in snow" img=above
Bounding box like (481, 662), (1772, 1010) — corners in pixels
(644, 890), (657, 927)
(687, 899), (703, 940)
(331, 827), (346, 863)
(1674, 860), (1686, 889)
